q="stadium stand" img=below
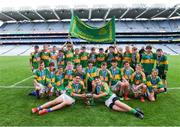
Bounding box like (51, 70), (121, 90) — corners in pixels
(0, 5), (179, 55)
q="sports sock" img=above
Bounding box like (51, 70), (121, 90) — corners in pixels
(129, 109), (137, 114)
(37, 106), (43, 111)
(47, 108), (52, 112)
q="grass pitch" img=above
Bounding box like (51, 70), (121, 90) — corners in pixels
(0, 55), (180, 126)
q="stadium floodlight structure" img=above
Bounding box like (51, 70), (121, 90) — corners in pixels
(54, 5), (71, 21)
(73, 5), (89, 21)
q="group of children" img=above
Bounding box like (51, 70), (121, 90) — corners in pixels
(30, 42), (168, 118)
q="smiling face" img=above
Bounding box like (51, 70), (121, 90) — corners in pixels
(39, 62), (45, 70)
(94, 77), (102, 85)
(74, 75), (81, 83)
(151, 69), (158, 78)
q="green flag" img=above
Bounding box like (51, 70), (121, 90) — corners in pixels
(69, 15), (115, 43)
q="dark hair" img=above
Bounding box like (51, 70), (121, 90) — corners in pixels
(111, 59), (117, 63)
(94, 76), (100, 80)
(99, 48), (104, 51)
(156, 48), (162, 52)
(81, 46), (86, 49)
(123, 61), (129, 65)
(109, 46), (114, 49)
(101, 62), (107, 66)
(40, 60), (44, 64)
(91, 47), (95, 51)
(34, 45), (39, 49)
(146, 45), (152, 50)
(49, 62), (55, 67)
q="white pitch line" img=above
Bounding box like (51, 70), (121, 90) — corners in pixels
(10, 76), (33, 87)
(0, 86), (34, 89)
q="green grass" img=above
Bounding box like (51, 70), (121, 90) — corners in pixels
(0, 55), (180, 126)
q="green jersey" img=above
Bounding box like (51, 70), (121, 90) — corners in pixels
(73, 54), (81, 67)
(55, 72), (65, 91)
(64, 49), (74, 62)
(98, 69), (112, 83)
(146, 75), (164, 89)
(96, 53), (106, 68)
(94, 82), (113, 101)
(121, 67), (134, 81)
(141, 52), (156, 75)
(123, 51), (132, 65)
(85, 67), (99, 81)
(34, 68), (49, 85)
(64, 69), (75, 87)
(46, 68), (56, 86)
(109, 67), (122, 85)
(57, 55), (65, 68)
(114, 52), (123, 68)
(66, 81), (85, 98)
(80, 52), (89, 68)
(156, 55), (168, 72)
(130, 71), (146, 85)
(40, 50), (51, 67)
(30, 52), (41, 70)
(106, 52), (116, 68)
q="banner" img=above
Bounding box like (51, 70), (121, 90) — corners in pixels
(69, 15), (115, 43)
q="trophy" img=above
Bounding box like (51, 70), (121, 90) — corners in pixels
(85, 93), (94, 106)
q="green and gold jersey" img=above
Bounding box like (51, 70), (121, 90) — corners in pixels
(34, 68), (49, 85)
(89, 53), (97, 62)
(40, 50), (51, 67)
(73, 54), (81, 66)
(74, 71), (86, 81)
(66, 81), (85, 98)
(156, 55), (168, 72)
(64, 49), (74, 62)
(93, 82), (113, 101)
(46, 68), (56, 85)
(80, 52), (89, 68)
(55, 72), (65, 91)
(123, 51), (132, 64)
(57, 55), (65, 68)
(114, 52), (123, 68)
(30, 52), (41, 69)
(141, 52), (156, 74)
(146, 75), (164, 89)
(109, 67), (122, 85)
(131, 71), (146, 85)
(64, 69), (75, 86)
(85, 67), (99, 81)
(98, 69), (112, 83)
(50, 51), (58, 60)
(121, 67), (134, 81)
(132, 52), (140, 65)
(96, 53), (106, 68)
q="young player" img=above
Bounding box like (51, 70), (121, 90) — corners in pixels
(75, 64), (86, 83)
(85, 61), (99, 92)
(30, 45), (41, 72)
(63, 43), (74, 63)
(106, 46), (116, 68)
(121, 61), (134, 82)
(131, 47), (140, 70)
(73, 48), (81, 68)
(92, 76), (144, 119)
(141, 45), (156, 76)
(130, 64), (147, 102)
(97, 62), (112, 86)
(33, 61), (52, 99)
(96, 48), (106, 68)
(146, 69), (165, 101)
(114, 46), (123, 68)
(109, 60), (130, 100)
(40, 44), (51, 67)
(123, 46), (132, 66)
(50, 46), (58, 69)
(46, 62), (57, 98)
(32, 75), (86, 115)
(80, 46), (89, 68)
(55, 66), (65, 96)
(89, 47), (97, 65)
(156, 49), (168, 91)
(64, 61), (75, 88)
(57, 49), (65, 69)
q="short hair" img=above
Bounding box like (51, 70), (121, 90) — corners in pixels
(94, 76), (100, 80)
(151, 68), (159, 74)
(156, 48), (162, 52)
(99, 48), (104, 51)
(49, 62), (55, 67)
(123, 61), (129, 65)
(81, 46), (86, 49)
(34, 45), (39, 49)
(58, 66), (63, 69)
(40, 60), (44, 64)
(101, 62), (107, 66)
(111, 59), (117, 63)
(91, 47), (95, 51)
(109, 46), (114, 49)
(146, 45), (152, 50)
(136, 64), (142, 68)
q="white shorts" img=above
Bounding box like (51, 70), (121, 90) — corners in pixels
(56, 93), (75, 104)
(105, 94), (117, 108)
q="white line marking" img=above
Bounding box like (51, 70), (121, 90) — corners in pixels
(10, 76), (33, 87)
(168, 87), (180, 90)
(0, 86), (34, 89)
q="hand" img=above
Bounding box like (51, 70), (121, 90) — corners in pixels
(48, 84), (52, 88)
(81, 94), (86, 98)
